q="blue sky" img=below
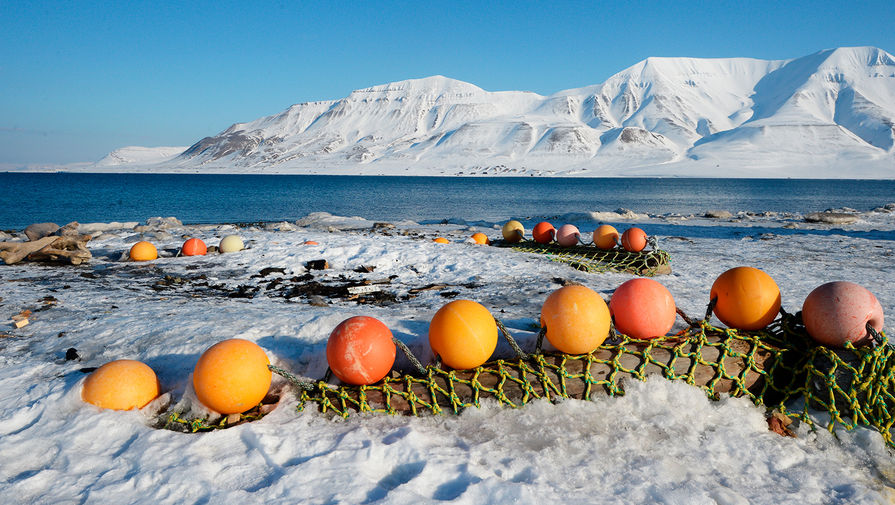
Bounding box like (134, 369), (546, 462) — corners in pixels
(2, 0), (893, 165)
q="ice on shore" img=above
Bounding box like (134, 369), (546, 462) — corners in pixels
(0, 208), (894, 504)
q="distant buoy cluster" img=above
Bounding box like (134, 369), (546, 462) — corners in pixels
(459, 221), (653, 252)
(127, 234), (249, 261)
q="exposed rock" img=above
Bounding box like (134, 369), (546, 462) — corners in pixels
(804, 212), (859, 225)
(704, 210), (733, 219)
(136, 217), (183, 231)
(79, 222), (140, 235)
(25, 222), (60, 241)
(264, 221), (298, 232)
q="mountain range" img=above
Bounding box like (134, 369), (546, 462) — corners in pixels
(98, 46), (895, 177)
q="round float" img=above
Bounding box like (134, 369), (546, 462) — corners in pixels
(428, 300), (498, 370)
(621, 228), (648, 252)
(192, 339), (272, 414)
(181, 238), (207, 256)
(532, 222), (556, 244)
(327, 316), (396, 385)
(541, 285), (611, 354)
(219, 235), (244, 253)
(433, 237), (450, 244)
(555, 225), (580, 247)
(710, 266), (781, 331)
(593, 225), (619, 250)
(471, 232), (489, 245)
(802, 281), (884, 347)
(610, 279), (676, 339)
(82, 360), (160, 410)
(129, 241), (158, 262)
(502, 220), (525, 243)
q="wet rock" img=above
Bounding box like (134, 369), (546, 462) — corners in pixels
(25, 222), (60, 241)
(65, 348), (80, 361)
(704, 210), (733, 219)
(804, 212), (859, 224)
(264, 221), (298, 232)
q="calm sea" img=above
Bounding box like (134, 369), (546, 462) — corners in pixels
(1, 173), (893, 229)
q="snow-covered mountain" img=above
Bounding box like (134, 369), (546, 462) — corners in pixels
(96, 146), (188, 166)
(114, 47), (895, 177)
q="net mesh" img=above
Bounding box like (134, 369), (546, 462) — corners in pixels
(288, 312), (895, 448)
(492, 239), (671, 276)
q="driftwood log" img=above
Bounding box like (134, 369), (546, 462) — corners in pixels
(288, 331), (782, 417)
(0, 233), (92, 265)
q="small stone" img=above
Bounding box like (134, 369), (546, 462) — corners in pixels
(24, 222), (60, 241)
(704, 210), (733, 219)
(65, 348), (79, 360)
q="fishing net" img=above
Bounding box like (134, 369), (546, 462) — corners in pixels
(276, 310), (895, 448)
(492, 239), (671, 276)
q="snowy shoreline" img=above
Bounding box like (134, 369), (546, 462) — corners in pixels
(2, 210), (895, 504)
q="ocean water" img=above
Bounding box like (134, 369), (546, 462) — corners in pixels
(1, 173), (893, 229)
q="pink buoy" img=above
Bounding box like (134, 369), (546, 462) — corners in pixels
(802, 281), (884, 347)
(555, 225), (580, 247)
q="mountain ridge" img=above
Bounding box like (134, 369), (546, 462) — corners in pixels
(102, 46), (895, 177)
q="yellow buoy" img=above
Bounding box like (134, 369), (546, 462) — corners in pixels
(541, 285), (611, 354)
(219, 235), (244, 253)
(82, 360), (160, 410)
(129, 241), (158, 261)
(501, 220), (525, 243)
(428, 300), (498, 369)
(192, 339), (272, 414)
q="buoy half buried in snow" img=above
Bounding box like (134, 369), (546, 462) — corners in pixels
(593, 225), (619, 250)
(303, 241), (319, 246)
(82, 360), (160, 410)
(429, 300), (498, 370)
(802, 281), (884, 347)
(129, 241), (158, 261)
(610, 278), (676, 339)
(621, 227), (647, 252)
(541, 285), (611, 354)
(710, 266), (781, 331)
(192, 339), (272, 414)
(433, 237), (450, 244)
(555, 224), (580, 247)
(326, 316), (397, 385)
(532, 222), (556, 244)
(471, 232), (489, 245)
(181, 238), (207, 256)
(501, 220), (525, 243)
(219, 235), (244, 253)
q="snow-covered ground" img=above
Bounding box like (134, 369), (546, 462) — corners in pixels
(1, 207), (895, 504)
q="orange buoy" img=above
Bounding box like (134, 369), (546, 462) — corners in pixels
(540, 285), (611, 354)
(502, 220), (525, 243)
(129, 241), (158, 261)
(433, 237), (450, 244)
(593, 225), (619, 250)
(802, 281), (884, 347)
(303, 241), (319, 246)
(428, 300), (497, 369)
(555, 224), (580, 247)
(192, 339), (272, 414)
(82, 360), (160, 410)
(710, 267), (781, 331)
(471, 232), (490, 245)
(610, 279), (676, 339)
(621, 227), (648, 252)
(532, 222), (556, 244)
(326, 316), (397, 385)
(181, 238), (207, 256)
